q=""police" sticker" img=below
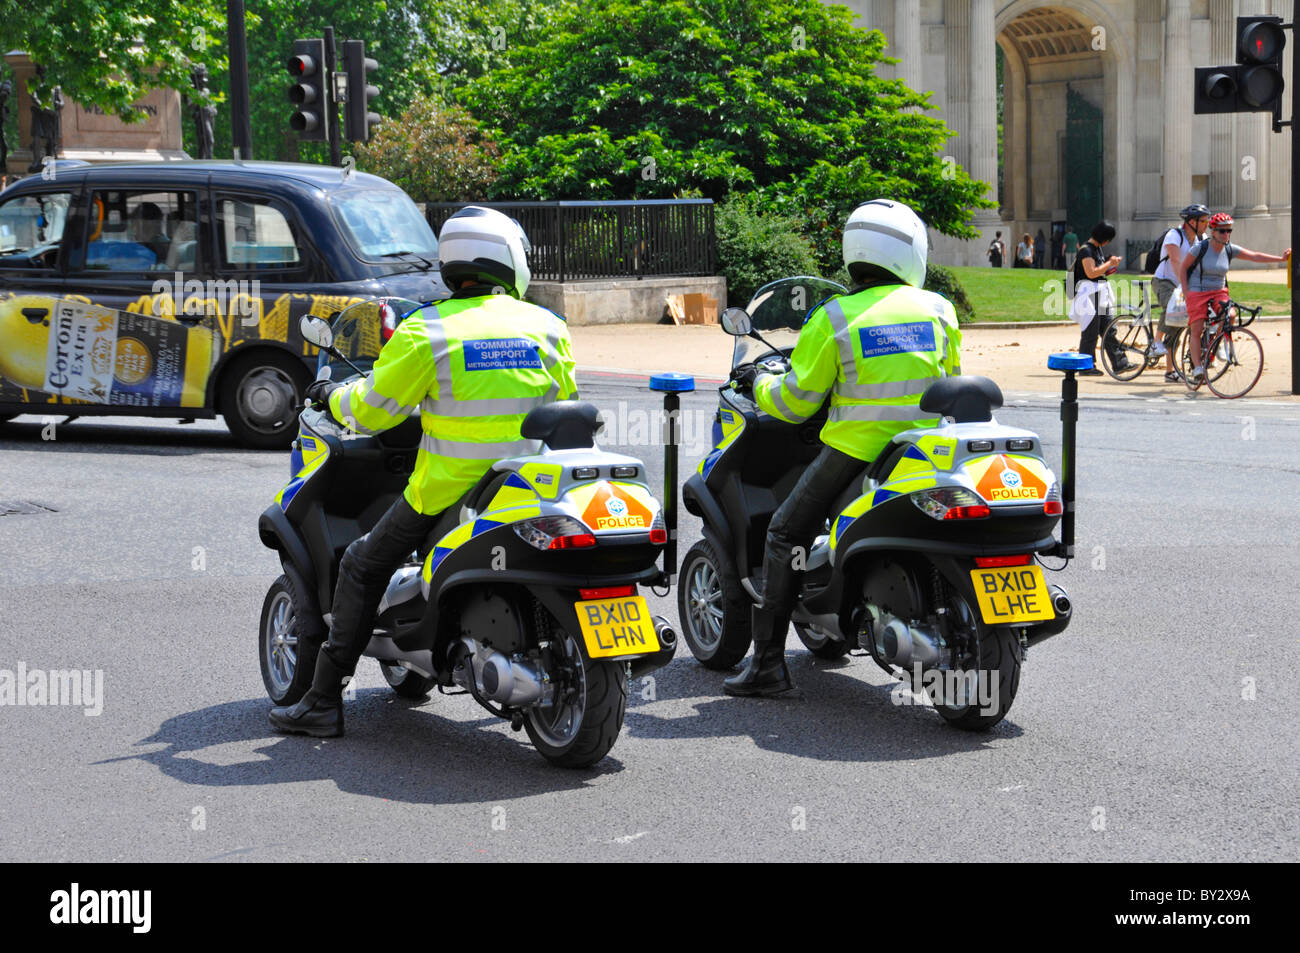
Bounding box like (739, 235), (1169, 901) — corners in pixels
(463, 338), (543, 371)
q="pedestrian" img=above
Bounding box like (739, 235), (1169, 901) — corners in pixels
(1177, 212), (1289, 383)
(1015, 233), (1033, 268)
(1151, 204), (1209, 381)
(1052, 223), (1066, 270)
(1063, 226), (1079, 265)
(987, 230), (1005, 268)
(1070, 220), (1129, 376)
(1035, 228), (1046, 268)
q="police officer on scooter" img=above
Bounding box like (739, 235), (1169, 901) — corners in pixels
(726, 199), (961, 697)
(270, 207), (578, 736)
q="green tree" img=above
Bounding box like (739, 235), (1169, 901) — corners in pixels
(354, 93), (500, 199)
(0, 1), (226, 121)
(457, 0), (992, 264)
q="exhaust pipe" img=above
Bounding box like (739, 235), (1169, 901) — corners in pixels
(629, 615), (678, 680)
(1024, 584), (1072, 647)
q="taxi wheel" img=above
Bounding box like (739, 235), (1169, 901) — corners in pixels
(220, 350), (309, 450)
(259, 574), (325, 706)
(379, 661), (436, 699)
(928, 614), (1021, 732)
(677, 539), (752, 670)
(525, 631), (627, 768)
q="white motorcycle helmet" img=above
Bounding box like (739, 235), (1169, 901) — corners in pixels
(842, 199), (928, 289)
(437, 206), (532, 298)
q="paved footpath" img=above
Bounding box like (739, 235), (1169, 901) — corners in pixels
(570, 320), (1299, 403)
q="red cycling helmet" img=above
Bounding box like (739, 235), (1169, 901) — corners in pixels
(1208, 212), (1234, 231)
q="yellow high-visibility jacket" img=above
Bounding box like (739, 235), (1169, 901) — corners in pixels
(754, 284), (962, 462)
(329, 293), (578, 514)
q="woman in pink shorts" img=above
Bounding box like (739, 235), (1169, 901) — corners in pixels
(1177, 212), (1289, 382)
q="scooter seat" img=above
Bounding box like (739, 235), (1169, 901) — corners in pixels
(918, 376), (1003, 423)
(521, 401), (603, 450)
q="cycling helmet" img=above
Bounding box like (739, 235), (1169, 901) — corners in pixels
(1208, 212), (1234, 231)
(842, 198), (928, 288)
(1180, 203), (1210, 222)
(437, 206), (532, 298)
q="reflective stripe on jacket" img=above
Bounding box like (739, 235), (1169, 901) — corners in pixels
(753, 284), (961, 462)
(329, 294), (578, 514)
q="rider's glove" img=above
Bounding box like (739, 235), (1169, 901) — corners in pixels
(757, 358), (787, 378)
(304, 379), (340, 410)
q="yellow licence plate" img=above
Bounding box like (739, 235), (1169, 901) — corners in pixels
(575, 596), (660, 659)
(969, 564), (1055, 624)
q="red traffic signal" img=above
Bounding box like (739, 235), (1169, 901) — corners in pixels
(287, 38), (328, 141)
(1239, 19), (1285, 64)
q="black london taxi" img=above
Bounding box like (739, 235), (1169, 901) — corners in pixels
(0, 160), (447, 447)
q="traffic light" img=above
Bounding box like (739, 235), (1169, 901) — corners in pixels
(342, 40), (380, 143)
(1194, 16), (1286, 118)
(287, 38), (328, 141)
(1237, 16), (1286, 112)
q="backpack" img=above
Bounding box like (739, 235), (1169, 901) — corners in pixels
(1142, 235), (1165, 273)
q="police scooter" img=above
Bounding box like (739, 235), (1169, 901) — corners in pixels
(256, 301), (677, 767)
(677, 277), (1079, 730)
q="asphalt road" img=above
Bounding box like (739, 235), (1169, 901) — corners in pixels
(1, 377), (1297, 862)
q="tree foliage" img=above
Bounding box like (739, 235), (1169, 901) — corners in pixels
(354, 93), (500, 200)
(0, 0), (226, 121)
(456, 0), (992, 251)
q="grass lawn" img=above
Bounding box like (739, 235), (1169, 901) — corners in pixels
(948, 265), (1293, 323)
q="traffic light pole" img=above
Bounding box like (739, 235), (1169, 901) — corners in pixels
(324, 26), (343, 168)
(227, 0), (254, 160)
(1292, 2), (1299, 394)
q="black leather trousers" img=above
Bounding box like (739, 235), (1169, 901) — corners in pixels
(321, 494), (440, 672)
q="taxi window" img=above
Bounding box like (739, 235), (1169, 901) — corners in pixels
(80, 190), (201, 273)
(0, 191), (73, 271)
(216, 196), (303, 271)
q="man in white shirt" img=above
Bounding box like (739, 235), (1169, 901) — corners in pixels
(1152, 204), (1209, 381)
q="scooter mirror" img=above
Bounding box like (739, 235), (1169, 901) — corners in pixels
(720, 307), (752, 336)
(299, 314), (333, 350)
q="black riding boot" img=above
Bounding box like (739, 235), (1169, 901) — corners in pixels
(723, 606), (798, 698)
(268, 650), (350, 737)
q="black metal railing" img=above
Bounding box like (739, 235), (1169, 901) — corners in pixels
(425, 199), (716, 282)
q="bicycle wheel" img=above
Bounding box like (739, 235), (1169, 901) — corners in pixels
(1206, 327), (1264, 399)
(1173, 325), (1201, 390)
(1100, 314), (1148, 381)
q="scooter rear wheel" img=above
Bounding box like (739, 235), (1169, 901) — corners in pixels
(678, 539), (752, 670)
(927, 617), (1021, 732)
(524, 631), (628, 768)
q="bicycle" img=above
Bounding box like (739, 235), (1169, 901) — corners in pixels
(1173, 298), (1264, 398)
(1100, 280), (1169, 381)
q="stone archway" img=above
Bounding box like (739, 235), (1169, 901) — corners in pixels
(994, 0), (1133, 242)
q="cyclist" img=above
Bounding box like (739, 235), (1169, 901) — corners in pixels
(1152, 204), (1209, 381)
(1177, 212), (1289, 383)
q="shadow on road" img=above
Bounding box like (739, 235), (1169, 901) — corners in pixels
(624, 654), (1024, 759)
(102, 688), (620, 804)
(0, 418), (248, 455)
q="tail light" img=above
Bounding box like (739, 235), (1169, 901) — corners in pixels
(514, 516), (596, 551)
(380, 301), (399, 342)
(1044, 482), (1063, 516)
(974, 554), (1033, 568)
(910, 487), (990, 521)
(649, 509), (668, 545)
(579, 585), (636, 600)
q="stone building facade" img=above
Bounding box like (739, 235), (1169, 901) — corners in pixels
(839, 1), (1292, 269)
